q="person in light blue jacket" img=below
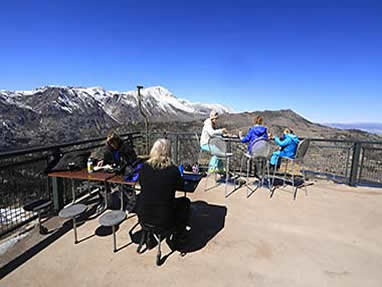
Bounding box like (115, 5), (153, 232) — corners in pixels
(270, 128), (300, 168)
(239, 115), (268, 153)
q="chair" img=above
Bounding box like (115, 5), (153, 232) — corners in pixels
(195, 132), (210, 170)
(99, 210), (126, 252)
(271, 139), (310, 199)
(23, 199), (52, 234)
(129, 221), (177, 266)
(58, 204), (88, 244)
(204, 136), (238, 197)
(239, 139), (272, 197)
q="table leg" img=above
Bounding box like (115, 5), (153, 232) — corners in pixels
(71, 178), (76, 203)
(112, 225), (117, 252)
(73, 218), (78, 244)
(120, 186), (124, 211)
(104, 181), (108, 210)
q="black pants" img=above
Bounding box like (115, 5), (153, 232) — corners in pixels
(136, 197), (191, 232)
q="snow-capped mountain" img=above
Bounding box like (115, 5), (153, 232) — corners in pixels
(0, 85), (231, 121)
(0, 85), (232, 150)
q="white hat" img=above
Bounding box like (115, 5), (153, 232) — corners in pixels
(210, 110), (218, 120)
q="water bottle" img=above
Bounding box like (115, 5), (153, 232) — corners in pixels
(87, 157), (94, 173)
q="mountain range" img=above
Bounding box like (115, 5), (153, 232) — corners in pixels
(0, 86), (231, 151)
(1, 85), (381, 152)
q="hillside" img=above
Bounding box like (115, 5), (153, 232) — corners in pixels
(1, 85), (381, 151)
(0, 85), (230, 151)
(135, 109), (382, 143)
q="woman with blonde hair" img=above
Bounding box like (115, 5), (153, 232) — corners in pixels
(137, 138), (191, 240)
(146, 138), (173, 169)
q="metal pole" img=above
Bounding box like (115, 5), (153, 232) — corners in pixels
(113, 225), (117, 252)
(73, 218), (78, 244)
(52, 177), (64, 212)
(175, 134), (179, 164)
(344, 147), (350, 182)
(137, 85), (149, 155)
(358, 146), (365, 184)
(349, 142), (361, 186)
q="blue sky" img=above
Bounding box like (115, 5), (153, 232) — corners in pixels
(0, 0), (381, 123)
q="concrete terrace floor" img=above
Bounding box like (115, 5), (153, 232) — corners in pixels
(1, 178), (382, 287)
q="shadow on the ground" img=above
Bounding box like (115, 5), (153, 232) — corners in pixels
(128, 200), (227, 265)
(270, 174), (313, 199)
(95, 225), (119, 237)
(0, 221), (73, 280)
(0, 195), (101, 279)
(173, 200), (227, 253)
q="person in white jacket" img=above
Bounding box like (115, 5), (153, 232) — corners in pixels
(200, 110), (227, 172)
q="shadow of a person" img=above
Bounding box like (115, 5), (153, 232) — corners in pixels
(174, 200), (227, 254)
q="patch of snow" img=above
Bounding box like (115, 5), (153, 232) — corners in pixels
(119, 93), (138, 107)
(0, 232), (29, 255)
(141, 86), (195, 113)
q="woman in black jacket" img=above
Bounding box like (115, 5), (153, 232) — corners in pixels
(137, 138), (190, 235)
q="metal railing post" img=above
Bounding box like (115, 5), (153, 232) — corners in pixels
(349, 142), (361, 186)
(51, 177), (64, 212)
(344, 147), (350, 180)
(358, 146), (365, 184)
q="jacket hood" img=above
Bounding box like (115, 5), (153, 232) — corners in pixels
(284, 133), (299, 144)
(254, 125), (267, 136)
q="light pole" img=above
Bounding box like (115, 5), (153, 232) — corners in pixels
(137, 85), (149, 154)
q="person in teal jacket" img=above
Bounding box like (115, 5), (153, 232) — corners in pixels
(270, 128), (300, 168)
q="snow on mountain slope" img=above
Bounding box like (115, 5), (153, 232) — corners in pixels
(1, 85), (232, 120)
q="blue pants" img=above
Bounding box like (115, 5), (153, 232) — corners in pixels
(200, 144), (225, 171)
(270, 151), (281, 166)
(270, 151), (294, 167)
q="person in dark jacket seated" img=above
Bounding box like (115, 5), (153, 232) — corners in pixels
(97, 130), (138, 171)
(95, 130), (138, 210)
(137, 138), (190, 241)
(239, 115), (269, 153)
(269, 128), (300, 169)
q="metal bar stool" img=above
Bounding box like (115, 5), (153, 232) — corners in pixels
(23, 199), (52, 234)
(59, 204), (87, 244)
(271, 139), (310, 199)
(239, 139), (272, 197)
(99, 210), (127, 252)
(204, 136), (238, 197)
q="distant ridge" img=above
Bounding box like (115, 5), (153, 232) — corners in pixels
(326, 123), (382, 134)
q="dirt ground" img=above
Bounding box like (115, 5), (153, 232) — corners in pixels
(1, 178), (382, 287)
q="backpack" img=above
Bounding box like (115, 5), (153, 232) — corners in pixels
(48, 151), (91, 172)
